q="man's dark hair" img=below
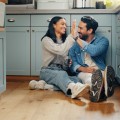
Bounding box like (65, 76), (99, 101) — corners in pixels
(81, 16), (98, 34)
(41, 16), (67, 43)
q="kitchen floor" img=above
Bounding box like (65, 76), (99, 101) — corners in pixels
(0, 76), (120, 120)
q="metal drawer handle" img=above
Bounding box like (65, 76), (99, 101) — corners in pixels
(47, 18), (52, 22)
(27, 30), (29, 32)
(118, 65), (120, 69)
(8, 18), (15, 22)
(32, 30), (35, 32)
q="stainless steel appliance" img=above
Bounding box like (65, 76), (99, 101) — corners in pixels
(73, 0), (95, 9)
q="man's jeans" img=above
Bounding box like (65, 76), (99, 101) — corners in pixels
(40, 65), (82, 95)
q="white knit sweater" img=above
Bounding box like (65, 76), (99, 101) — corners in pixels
(41, 34), (75, 67)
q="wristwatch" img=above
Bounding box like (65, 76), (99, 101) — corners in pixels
(74, 36), (79, 41)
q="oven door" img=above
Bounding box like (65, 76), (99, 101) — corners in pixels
(8, 0), (33, 4)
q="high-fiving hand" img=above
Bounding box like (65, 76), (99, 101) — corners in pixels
(71, 19), (77, 39)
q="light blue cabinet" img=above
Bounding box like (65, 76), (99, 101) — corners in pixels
(31, 15), (71, 75)
(31, 26), (70, 75)
(96, 27), (112, 65)
(6, 27), (30, 75)
(116, 49), (120, 78)
(31, 27), (46, 75)
(6, 15), (31, 75)
(31, 15), (70, 27)
(5, 14), (115, 76)
(71, 14), (112, 65)
(0, 32), (6, 93)
(115, 12), (120, 78)
(71, 14), (112, 26)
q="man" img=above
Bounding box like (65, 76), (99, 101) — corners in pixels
(69, 16), (115, 102)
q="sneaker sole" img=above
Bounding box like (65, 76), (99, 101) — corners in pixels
(90, 70), (103, 102)
(71, 85), (90, 98)
(104, 66), (115, 97)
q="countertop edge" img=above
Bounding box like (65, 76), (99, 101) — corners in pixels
(6, 7), (120, 14)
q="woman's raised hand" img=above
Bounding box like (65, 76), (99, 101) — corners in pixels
(71, 19), (77, 39)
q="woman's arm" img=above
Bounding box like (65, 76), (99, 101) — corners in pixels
(42, 35), (75, 56)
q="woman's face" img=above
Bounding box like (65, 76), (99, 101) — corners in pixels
(53, 19), (67, 35)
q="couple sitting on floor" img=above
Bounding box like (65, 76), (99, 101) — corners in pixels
(29, 16), (115, 102)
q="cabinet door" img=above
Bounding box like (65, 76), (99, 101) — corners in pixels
(0, 34), (6, 93)
(95, 27), (112, 65)
(71, 14), (111, 26)
(116, 49), (120, 78)
(116, 27), (120, 50)
(6, 27), (30, 75)
(31, 27), (45, 76)
(31, 15), (70, 27)
(31, 27), (70, 76)
(116, 13), (120, 27)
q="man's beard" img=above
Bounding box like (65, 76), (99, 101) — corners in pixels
(79, 33), (88, 41)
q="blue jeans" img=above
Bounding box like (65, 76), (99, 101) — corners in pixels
(40, 66), (82, 95)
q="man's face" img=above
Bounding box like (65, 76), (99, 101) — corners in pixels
(77, 21), (89, 41)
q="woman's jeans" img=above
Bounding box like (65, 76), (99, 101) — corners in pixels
(40, 65), (82, 95)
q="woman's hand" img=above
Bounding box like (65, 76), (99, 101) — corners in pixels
(71, 19), (77, 39)
(68, 59), (72, 67)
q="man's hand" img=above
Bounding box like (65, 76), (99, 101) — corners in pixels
(77, 66), (96, 73)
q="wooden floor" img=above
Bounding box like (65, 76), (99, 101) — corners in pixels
(0, 76), (120, 120)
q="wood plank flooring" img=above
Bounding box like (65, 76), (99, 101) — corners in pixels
(0, 76), (120, 120)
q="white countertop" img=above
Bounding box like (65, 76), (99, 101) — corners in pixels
(6, 6), (120, 14)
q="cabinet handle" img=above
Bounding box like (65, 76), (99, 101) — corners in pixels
(27, 30), (29, 32)
(32, 30), (35, 32)
(118, 65), (120, 69)
(47, 18), (52, 22)
(8, 18), (15, 22)
(108, 30), (111, 32)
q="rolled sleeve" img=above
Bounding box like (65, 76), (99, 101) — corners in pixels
(74, 64), (81, 72)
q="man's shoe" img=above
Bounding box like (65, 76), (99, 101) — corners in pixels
(71, 83), (90, 98)
(104, 66), (115, 97)
(90, 69), (103, 102)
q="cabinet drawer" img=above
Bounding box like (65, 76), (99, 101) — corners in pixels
(6, 15), (30, 26)
(116, 27), (120, 50)
(31, 15), (70, 26)
(116, 49), (120, 77)
(71, 14), (111, 26)
(116, 13), (120, 27)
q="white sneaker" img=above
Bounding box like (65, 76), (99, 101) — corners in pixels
(29, 80), (46, 90)
(44, 84), (54, 90)
(71, 83), (90, 98)
(29, 80), (54, 90)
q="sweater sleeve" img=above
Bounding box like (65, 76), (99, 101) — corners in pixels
(42, 34), (75, 56)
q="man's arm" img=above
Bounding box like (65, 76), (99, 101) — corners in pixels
(69, 42), (96, 73)
(76, 37), (109, 57)
(69, 43), (81, 73)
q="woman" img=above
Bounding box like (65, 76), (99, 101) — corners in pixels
(29, 16), (90, 99)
